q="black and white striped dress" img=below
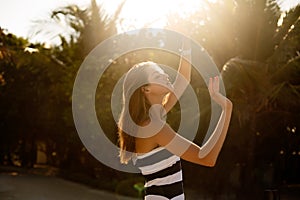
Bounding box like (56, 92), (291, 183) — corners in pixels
(134, 147), (185, 200)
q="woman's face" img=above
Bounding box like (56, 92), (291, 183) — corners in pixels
(146, 64), (173, 94)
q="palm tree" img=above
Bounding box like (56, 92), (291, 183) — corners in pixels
(166, 0), (300, 197)
(0, 0), (127, 170)
(221, 1), (300, 191)
(221, 3), (300, 138)
(41, 0), (127, 168)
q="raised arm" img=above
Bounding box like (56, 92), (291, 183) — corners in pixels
(198, 76), (233, 159)
(164, 38), (192, 113)
(154, 76), (233, 167)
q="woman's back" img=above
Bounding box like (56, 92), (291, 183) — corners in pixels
(134, 147), (185, 200)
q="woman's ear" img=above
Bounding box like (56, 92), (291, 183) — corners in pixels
(142, 86), (150, 93)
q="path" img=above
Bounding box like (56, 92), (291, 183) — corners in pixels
(0, 173), (139, 200)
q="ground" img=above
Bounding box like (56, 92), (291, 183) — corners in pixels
(1, 166), (299, 200)
(0, 173), (139, 200)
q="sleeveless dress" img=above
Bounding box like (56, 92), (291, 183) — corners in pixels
(133, 147), (185, 200)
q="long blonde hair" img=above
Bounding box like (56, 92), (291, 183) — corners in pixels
(118, 62), (154, 164)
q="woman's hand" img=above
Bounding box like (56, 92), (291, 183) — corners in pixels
(208, 76), (230, 108)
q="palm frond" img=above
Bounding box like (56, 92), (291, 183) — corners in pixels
(262, 82), (300, 112)
(271, 55), (300, 84)
(269, 5), (300, 66)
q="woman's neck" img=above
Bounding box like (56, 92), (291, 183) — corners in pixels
(146, 94), (164, 105)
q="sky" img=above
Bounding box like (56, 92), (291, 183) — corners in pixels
(0, 0), (120, 43)
(0, 0), (299, 44)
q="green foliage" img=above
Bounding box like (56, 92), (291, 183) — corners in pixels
(167, 0), (300, 197)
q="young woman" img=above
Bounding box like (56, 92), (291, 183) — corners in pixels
(117, 40), (233, 200)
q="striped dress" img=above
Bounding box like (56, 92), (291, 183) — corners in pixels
(134, 147), (185, 200)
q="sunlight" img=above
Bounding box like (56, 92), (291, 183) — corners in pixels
(277, 0), (300, 11)
(1, 0), (299, 45)
(116, 0), (214, 31)
(277, 12), (286, 26)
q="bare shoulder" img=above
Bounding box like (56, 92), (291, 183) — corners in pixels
(152, 123), (177, 146)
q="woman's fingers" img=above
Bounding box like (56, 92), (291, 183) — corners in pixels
(209, 76), (219, 95)
(213, 76), (219, 93)
(208, 76), (228, 107)
(208, 77), (213, 93)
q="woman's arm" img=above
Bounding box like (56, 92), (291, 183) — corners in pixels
(154, 76), (233, 167)
(198, 76), (233, 159)
(164, 38), (191, 113)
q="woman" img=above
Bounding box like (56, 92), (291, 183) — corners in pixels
(118, 40), (233, 200)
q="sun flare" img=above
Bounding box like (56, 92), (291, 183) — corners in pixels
(116, 0), (214, 31)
